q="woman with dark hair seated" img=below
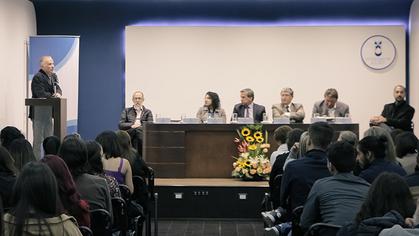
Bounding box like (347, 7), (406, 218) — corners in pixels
(337, 173), (415, 236)
(0, 146), (17, 209)
(0, 126), (24, 151)
(3, 162), (82, 235)
(41, 155), (90, 227)
(196, 91), (227, 123)
(59, 136), (113, 220)
(395, 132), (418, 175)
(357, 135), (406, 183)
(96, 131), (134, 193)
(42, 136), (61, 156)
(116, 130), (149, 178)
(86, 140), (122, 198)
(8, 139), (36, 171)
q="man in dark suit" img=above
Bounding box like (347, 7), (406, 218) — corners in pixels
(119, 91), (153, 154)
(232, 88), (266, 123)
(31, 56), (62, 160)
(370, 85), (415, 132)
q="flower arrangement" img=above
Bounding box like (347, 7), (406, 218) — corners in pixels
(232, 124), (271, 180)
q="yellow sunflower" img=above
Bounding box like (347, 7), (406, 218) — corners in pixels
(246, 136), (255, 143)
(248, 144), (257, 150)
(256, 137), (264, 143)
(253, 131), (263, 138)
(241, 127), (251, 136)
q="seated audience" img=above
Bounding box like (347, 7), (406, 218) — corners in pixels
(0, 146), (17, 209)
(395, 132), (418, 175)
(119, 90), (153, 153)
(59, 136), (113, 219)
(357, 135), (406, 184)
(116, 130), (149, 178)
(300, 141), (370, 230)
(232, 88), (266, 123)
(312, 88), (350, 117)
(41, 155), (90, 227)
(272, 87), (305, 123)
(283, 131), (309, 170)
(405, 143), (419, 199)
(96, 131), (134, 193)
(3, 162), (82, 235)
(364, 126), (397, 162)
(337, 130), (358, 146)
(337, 173), (415, 236)
(42, 136), (61, 156)
(0, 126), (24, 151)
(8, 138), (36, 171)
(370, 85), (415, 132)
(196, 91), (227, 123)
(269, 128), (303, 208)
(269, 125), (292, 165)
(86, 140), (122, 198)
(280, 122), (333, 212)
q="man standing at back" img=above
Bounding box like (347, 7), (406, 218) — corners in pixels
(232, 88), (266, 123)
(30, 56), (62, 160)
(370, 85), (415, 132)
(312, 88), (349, 117)
(280, 122), (333, 212)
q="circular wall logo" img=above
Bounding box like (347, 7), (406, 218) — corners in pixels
(361, 35), (396, 70)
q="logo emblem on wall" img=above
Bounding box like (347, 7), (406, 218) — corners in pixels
(361, 35), (396, 70)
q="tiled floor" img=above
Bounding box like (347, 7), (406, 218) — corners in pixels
(148, 219), (265, 236)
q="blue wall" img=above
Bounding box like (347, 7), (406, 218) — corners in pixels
(33, 0), (413, 139)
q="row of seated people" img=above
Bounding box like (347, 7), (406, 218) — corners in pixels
(263, 122), (418, 236)
(0, 126), (152, 235)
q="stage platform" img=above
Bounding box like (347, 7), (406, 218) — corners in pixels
(155, 178), (269, 219)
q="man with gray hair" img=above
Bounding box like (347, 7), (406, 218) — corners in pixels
(30, 56), (62, 159)
(272, 87), (305, 123)
(312, 88), (349, 117)
(370, 85), (415, 131)
(232, 88), (266, 123)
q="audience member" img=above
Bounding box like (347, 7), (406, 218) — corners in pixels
(96, 131), (134, 193)
(337, 130), (358, 146)
(196, 91), (227, 123)
(269, 125), (292, 165)
(405, 142), (419, 199)
(86, 140), (122, 198)
(364, 126), (397, 162)
(396, 132), (418, 175)
(119, 90), (153, 153)
(283, 131), (309, 170)
(272, 87), (305, 123)
(8, 139), (36, 171)
(370, 85), (415, 132)
(357, 135), (406, 184)
(0, 126), (24, 151)
(59, 136), (113, 219)
(3, 162), (82, 235)
(0, 146), (17, 209)
(116, 130), (149, 178)
(42, 136), (61, 156)
(337, 173), (415, 236)
(41, 155), (90, 227)
(312, 88), (350, 117)
(280, 122), (333, 211)
(232, 88), (266, 123)
(300, 141), (370, 230)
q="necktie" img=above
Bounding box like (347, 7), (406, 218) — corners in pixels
(245, 106), (249, 118)
(285, 105), (290, 112)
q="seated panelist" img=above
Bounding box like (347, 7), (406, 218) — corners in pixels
(272, 87), (305, 123)
(196, 91), (226, 123)
(232, 88), (266, 123)
(312, 88), (350, 117)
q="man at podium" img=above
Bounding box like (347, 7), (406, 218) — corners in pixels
(30, 56), (62, 159)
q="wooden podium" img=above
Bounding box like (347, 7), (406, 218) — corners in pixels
(25, 98), (67, 140)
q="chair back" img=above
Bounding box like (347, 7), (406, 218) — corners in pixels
(119, 184), (132, 203)
(79, 226), (93, 236)
(292, 205), (304, 236)
(112, 197), (129, 232)
(305, 223), (341, 236)
(90, 209), (112, 236)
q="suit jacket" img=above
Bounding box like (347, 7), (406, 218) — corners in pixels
(272, 103), (305, 123)
(232, 103), (266, 123)
(381, 100), (415, 131)
(119, 106), (153, 130)
(29, 69), (62, 119)
(196, 107), (226, 123)
(312, 100), (350, 117)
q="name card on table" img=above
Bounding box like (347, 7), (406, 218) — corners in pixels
(311, 117), (329, 123)
(333, 117), (352, 124)
(273, 117), (290, 124)
(181, 118), (201, 124)
(237, 117), (254, 124)
(155, 117), (171, 124)
(207, 117), (225, 124)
